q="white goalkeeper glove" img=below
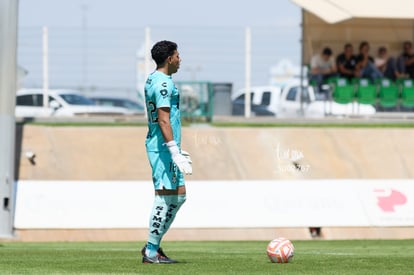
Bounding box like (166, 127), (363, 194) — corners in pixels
(181, 150), (192, 164)
(166, 140), (192, 175)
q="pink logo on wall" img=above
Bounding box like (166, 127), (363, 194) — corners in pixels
(375, 189), (407, 212)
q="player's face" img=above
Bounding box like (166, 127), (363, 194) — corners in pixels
(404, 43), (412, 54)
(168, 50), (181, 73)
(345, 46), (353, 56)
(361, 44), (369, 54)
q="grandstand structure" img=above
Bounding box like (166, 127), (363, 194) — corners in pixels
(293, 1), (414, 61)
(293, 1), (414, 110)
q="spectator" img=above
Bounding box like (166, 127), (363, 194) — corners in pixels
(336, 43), (357, 81)
(310, 47), (337, 91)
(397, 41), (414, 79)
(374, 46), (399, 81)
(355, 41), (383, 82)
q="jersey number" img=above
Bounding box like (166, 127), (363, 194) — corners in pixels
(148, 101), (158, 123)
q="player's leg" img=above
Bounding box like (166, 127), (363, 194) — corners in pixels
(146, 188), (186, 253)
(145, 186), (186, 258)
(143, 186), (186, 263)
(156, 173), (186, 235)
(143, 151), (186, 263)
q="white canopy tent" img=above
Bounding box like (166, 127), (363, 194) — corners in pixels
(291, 0), (414, 24)
(290, 0), (414, 115)
(291, 0), (414, 65)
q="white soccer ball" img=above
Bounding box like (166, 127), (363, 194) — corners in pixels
(266, 237), (294, 263)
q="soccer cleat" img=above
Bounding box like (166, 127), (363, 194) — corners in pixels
(141, 246), (178, 264)
(140, 246), (165, 257)
(142, 254), (178, 264)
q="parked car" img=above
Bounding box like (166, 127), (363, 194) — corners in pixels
(231, 80), (376, 117)
(15, 89), (132, 117)
(89, 96), (144, 114)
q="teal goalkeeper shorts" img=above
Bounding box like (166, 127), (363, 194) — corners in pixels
(147, 150), (185, 190)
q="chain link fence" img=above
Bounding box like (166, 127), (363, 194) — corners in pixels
(18, 25), (301, 101)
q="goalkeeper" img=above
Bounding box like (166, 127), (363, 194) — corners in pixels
(141, 40), (192, 264)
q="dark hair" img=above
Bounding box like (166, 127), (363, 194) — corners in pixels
(151, 40), (178, 66)
(344, 43), (353, 50)
(359, 41), (369, 51)
(378, 46), (387, 54)
(403, 41), (412, 48)
(322, 47), (332, 56)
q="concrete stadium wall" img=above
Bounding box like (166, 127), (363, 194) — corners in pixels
(16, 125), (414, 180)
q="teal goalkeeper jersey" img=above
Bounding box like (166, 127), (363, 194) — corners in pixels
(145, 70), (181, 152)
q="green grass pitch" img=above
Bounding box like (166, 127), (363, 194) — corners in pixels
(1, 240), (413, 274)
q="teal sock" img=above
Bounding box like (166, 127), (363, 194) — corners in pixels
(147, 195), (167, 254)
(163, 194), (186, 232)
(145, 242), (159, 258)
(146, 194), (186, 257)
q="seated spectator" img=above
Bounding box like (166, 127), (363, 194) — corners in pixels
(374, 46), (399, 81)
(355, 41), (383, 82)
(336, 43), (357, 81)
(396, 41), (414, 79)
(310, 47), (337, 91)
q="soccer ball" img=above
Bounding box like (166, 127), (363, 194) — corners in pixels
(266, 237), (294, 263)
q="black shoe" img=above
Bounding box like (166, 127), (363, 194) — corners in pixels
(141, 246), (167, 257)
(141, 246), (178, 264)
(142, 254), (178, 264)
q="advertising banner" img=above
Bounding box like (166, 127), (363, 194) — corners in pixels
(14, 180), (414, 228)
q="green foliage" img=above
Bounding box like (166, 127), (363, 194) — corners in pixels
(0, 240), (413, 274)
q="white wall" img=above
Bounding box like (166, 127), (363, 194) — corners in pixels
(14, 180), (414, 229)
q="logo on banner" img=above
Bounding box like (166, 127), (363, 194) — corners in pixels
(375, 189), (407, 212)
(274, 142), (310, 173)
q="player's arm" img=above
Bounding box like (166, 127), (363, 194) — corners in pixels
(330, 60), (337, 73)
(158, 107), (174, 143)
(158, 106), (192, 175)
(406, 56), (414, 66)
